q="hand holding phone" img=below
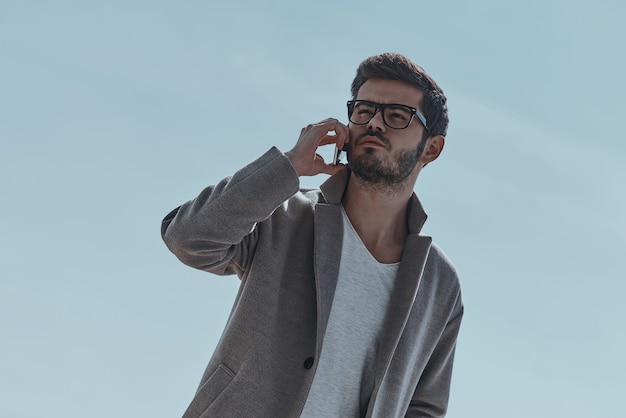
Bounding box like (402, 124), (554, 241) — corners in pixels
(285, 118), (348, 177)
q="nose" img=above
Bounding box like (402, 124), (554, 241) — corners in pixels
(366, 109), (386, 132)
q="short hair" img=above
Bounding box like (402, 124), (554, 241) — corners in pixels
(351, 53), (449, 137)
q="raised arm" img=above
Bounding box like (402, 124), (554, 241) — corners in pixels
(161, 147), (299, 276)
(161, 119), (349, 276)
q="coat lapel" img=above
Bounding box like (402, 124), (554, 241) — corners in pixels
(313, 203), (344, 352)
(373, 233), (432, 381)
(311, 168), (349, 354)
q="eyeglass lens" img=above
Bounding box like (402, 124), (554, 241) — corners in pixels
(349, 101), (414, 129)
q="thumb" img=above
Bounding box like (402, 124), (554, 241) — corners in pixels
(318, 161), (346, 176)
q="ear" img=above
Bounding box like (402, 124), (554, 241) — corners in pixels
(419, 135), (445, 164)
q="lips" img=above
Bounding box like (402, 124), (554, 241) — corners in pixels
(361, 140), (384, 147)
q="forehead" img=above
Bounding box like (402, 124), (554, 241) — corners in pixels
(356, 78), (423, 109)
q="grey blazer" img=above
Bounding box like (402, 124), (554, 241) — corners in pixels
(162, 147), (463, 418)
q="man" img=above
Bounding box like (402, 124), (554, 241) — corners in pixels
(162, 52), (463, 418)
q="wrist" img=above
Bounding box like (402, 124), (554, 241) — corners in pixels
(284, 151), (303, 177)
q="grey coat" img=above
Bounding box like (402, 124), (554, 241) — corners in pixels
(162, 147), (463, 418)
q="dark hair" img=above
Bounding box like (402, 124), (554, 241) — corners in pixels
(351, 53), (449, 138)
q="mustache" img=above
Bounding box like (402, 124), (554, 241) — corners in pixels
(355, 130), (389, 147)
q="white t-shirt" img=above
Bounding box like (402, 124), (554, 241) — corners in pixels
(300, 207), (399, 417)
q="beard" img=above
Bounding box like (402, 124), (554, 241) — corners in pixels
(347, 131), (426, 190)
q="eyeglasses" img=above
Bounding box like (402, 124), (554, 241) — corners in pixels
(347, 100), (428, 131)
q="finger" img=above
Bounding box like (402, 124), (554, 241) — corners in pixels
(311, 154), (337, 176)
(320, 130), (349, 149)
(327, 120), (350, 146)
(314, 118), (344, 130)
(333, 123), (350, 149)
(318, 161), (346, 176)
(314, 119), (349, 144)
(318, 133), (342, 146)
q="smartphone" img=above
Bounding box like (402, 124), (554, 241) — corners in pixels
(333, 145), (345, 165)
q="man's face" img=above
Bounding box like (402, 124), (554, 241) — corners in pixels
(347, 78), (429, 188)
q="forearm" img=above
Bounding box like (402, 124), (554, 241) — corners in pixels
(161, 147), (300, 273)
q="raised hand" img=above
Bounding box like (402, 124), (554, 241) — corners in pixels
(285, 118), (350, 177)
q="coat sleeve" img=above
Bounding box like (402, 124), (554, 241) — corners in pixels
(161, 147), (300, 277)
(405, 293), (464, 418)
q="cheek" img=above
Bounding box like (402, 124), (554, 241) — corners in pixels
(346, 126), (360, 149)
(348, 125), (359, 141)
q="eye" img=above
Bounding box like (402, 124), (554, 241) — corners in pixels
(354, 102), (375, 115)
(387, 107), (411, 122)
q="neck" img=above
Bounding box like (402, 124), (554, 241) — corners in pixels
(341, 174), (415, 263)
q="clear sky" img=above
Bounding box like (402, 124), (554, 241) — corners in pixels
(1, 1), (624, 417)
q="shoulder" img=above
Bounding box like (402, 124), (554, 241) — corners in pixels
(426, 243), (459, 279)
(259, 187), (326, 231)
(422, 241), (463, 304)
(276, 187), (326, 213)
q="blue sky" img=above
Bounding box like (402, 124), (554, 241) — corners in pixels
(1, 1), (624, 417)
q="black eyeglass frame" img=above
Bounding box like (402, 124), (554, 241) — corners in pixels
(346, 100), (429, 131)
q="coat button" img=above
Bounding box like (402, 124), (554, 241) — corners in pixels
(303, 357), (315, 369)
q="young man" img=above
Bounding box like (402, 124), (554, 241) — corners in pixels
(162, 53), (463, 418)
